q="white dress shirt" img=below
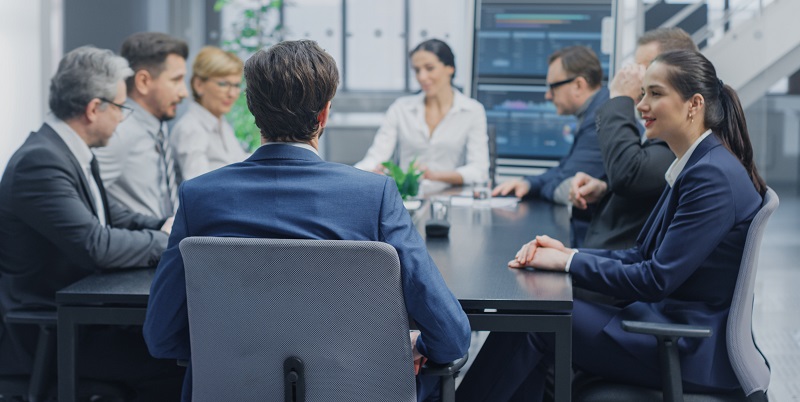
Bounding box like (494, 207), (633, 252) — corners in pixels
(46, 114), (106, 226)
(170, 101), (249, 180)
(354, 89), (489, 185)
(665, 129), (712, 187)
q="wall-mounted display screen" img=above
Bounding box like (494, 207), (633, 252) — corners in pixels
(477, 83), (576, 160)
(476, 3), (611, 78)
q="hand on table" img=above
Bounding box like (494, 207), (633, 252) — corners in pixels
(508, 235), (571, 272)
(492, 179), (531, 198)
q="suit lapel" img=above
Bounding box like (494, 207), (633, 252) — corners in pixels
(40, 125), (100, 218)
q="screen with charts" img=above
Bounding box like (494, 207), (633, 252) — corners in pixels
(477, 84), (576, 160)
(476, 3), (611, 77)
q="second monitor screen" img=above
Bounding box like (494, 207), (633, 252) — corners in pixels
(477, 3), (611, 78)
(477, 84), (576, 160)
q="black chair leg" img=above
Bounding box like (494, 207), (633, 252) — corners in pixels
(27, 324), (56, 402)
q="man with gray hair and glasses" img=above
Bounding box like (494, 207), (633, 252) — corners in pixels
(0, 46), (182, 400)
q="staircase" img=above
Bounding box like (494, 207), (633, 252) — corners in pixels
(703, 0), (800, 109)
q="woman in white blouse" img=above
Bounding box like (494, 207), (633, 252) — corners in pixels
(354, 39), (489, 187)
(171, 46), (248, 180)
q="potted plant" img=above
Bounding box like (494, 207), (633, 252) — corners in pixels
(214, 0), (284, 151)
(382, 158), (423, 200)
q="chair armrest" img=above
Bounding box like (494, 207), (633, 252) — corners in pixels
(419, 353), (469, 377)
(4, 310), (57, 326)
(621, 320), (712, 339)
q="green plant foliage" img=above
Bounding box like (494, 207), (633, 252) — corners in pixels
(382, 159), (423, 200)
(214, 0), (284, 152)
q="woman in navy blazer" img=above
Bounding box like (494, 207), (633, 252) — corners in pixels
(456, 50), (767, 401)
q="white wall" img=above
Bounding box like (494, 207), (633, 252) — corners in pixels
(0, 1), (46, 175)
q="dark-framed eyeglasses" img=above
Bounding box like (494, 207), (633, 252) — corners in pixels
(546, 76), (579, 96)
(99, 98), (134, 121)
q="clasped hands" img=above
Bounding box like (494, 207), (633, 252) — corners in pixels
(568, 172), (608, 210)
(508, 235), (573, 272)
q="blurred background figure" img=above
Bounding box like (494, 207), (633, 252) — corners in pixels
(171, 46), (248, 180)
(354, 39), (489, 190)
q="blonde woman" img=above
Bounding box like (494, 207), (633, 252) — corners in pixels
(171, 46), (248, 180)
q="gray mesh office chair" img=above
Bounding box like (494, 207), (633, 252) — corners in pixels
(575, 187), (778, 402)
(180, 237), (466, 402)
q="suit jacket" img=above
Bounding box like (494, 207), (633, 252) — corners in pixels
(570, 134), (763, 389)
(0, 124), (168, 311)
(143, 144), (471, 401)
(524, 87), (609, 203)
(583, 96), (675, 249)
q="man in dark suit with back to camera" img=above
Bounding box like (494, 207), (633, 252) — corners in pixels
(492, 46), (610, 247)
(569, 27), (699, 250)
(143, 39), (471, 402)
(0, 45), (182, 400)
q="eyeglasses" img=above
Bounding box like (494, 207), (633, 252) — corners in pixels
(214, 80), (242, 92)
(99, 98), (134, 121)
(546, 76), (579, 96)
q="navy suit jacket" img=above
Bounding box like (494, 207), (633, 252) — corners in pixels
(524, 87), (609, 202)
(143, 144), (471, 400)
(570, 134), (762, 388)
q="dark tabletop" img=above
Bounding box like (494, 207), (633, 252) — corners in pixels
(57, 195), (573, 312)
(416, 195), (573, 312)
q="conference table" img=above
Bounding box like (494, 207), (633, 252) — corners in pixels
(56, 194), (574, 402)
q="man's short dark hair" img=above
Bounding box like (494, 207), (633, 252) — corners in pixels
(120, 32), (189, 91)
(244, 40), (339, 143)
(638, 27), (699, 53)
(548, 46), (603, 89)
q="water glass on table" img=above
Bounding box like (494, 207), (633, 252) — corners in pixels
(472, 180), (492, 208)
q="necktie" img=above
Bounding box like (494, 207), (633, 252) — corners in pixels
(156, 125), (179, 215)
(89, 156), (112, 226)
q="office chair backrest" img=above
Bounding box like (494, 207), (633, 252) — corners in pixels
(727, 187), (777, 399)
(180, 237), (416, 402)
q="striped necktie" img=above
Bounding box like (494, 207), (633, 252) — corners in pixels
(156, 125), (179, 215)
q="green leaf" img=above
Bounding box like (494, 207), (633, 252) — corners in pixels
(213, 0), (228, 12)
(244, 9), (255, 18)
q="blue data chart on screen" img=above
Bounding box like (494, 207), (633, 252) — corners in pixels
(477, 4), (610, 77)
(477, 84), (576, 160)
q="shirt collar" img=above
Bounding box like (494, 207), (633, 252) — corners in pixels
(665, 129), (713, 187)
(188, 101), (222, 132)
(575, 89), (599, 121)
(263, 142), (320, 157)
(126, 98), (164, 136)
(409, 88), (470, 113)
(45, 113), (94, 168)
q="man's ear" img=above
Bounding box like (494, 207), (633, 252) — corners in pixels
(317, 101), (332, 129)
(85, 98), (103, 124)
(133, 69), (152, 96)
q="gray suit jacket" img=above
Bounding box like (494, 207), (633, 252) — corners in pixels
(582, 96), (675, 249)
(0, 123), (168, 311)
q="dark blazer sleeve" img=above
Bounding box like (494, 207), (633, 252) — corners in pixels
(595, 97), (674, 197)
(569, 162), (737, 302)
(10, 147), (168, 270)
(378, 178), (471, 363)
(524, 90), (609, 201)
(108, 197), (166, 230)
(143, 186), (191, 360)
